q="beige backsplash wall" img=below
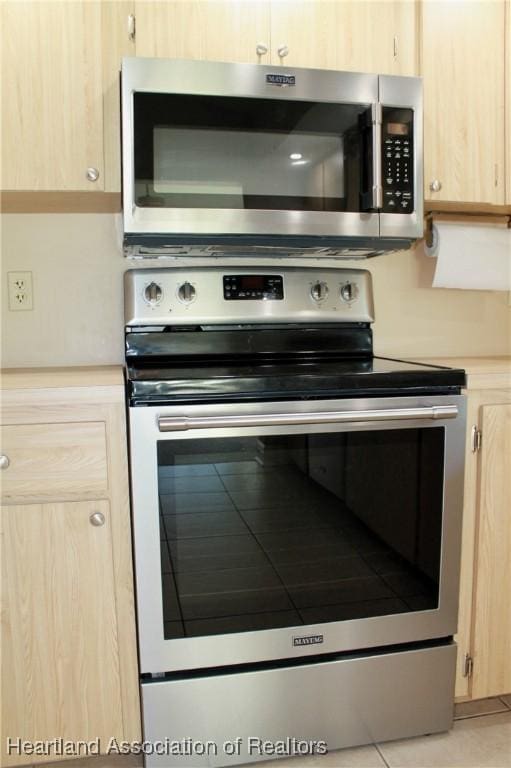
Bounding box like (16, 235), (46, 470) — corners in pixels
(1, 213), (510, 368)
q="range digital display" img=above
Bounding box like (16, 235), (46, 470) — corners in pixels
(223, 275), (284, 300)
(240, 275), (265, 290)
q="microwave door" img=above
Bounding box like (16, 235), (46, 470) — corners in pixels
(122, 62), (382, 245)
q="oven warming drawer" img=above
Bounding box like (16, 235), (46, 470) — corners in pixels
(141, 642), (456, 766)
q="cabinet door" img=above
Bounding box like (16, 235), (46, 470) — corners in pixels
(135, 1), (271, 64)
(102, 2), (136, 193)
(270, 1), (417, 73)
(270, 0), (337, 68)
(421, 0), (505, 204)
(1, 1), (105, 191)
(1, 500), (124, 766)
(506, 0), (511, 203)
(336, 0), (418, 75)
(471, 403), (511, 698)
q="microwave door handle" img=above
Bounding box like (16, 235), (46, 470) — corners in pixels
(360, 103), (382, 212)
(158, 405), (459, 432)
(371, 102), (383, 210)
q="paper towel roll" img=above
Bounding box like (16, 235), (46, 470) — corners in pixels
(427, 221), (511, 290)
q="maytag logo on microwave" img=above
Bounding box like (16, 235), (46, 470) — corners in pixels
(266, 73), (296, 87)
(293, 634), (324, 647)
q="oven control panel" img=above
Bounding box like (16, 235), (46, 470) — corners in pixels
(382, 106), (414, 214)
(125, 268), (375, 326)
(223, 274), (284, 300)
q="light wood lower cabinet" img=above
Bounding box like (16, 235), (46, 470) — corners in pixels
(471, 402), (511, 698)
(1, 500), (124, 761)
(0, 372), (141, 766)
(455, 389), (511, 700)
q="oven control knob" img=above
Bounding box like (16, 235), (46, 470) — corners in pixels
(144, 281), (163, 306)
(311, 281), (328, 302)
(340, 282), (359, 303)
(177, 281), (196, 304)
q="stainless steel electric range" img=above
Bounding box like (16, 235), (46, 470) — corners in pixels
(124, 267), (466, 767)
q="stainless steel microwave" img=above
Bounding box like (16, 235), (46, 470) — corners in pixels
(121, 57), (423, 259)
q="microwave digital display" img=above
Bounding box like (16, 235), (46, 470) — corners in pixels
(387, 122), (409, 136)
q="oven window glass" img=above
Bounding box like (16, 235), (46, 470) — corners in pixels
(134, 93), (371, 212)
(157, 428), (444, 639)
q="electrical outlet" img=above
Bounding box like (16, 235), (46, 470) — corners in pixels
(8, 271), (33, 311)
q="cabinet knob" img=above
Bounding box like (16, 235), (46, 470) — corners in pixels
(89, 511), (105, 527)
(86, 167), (100, 183)
(429, 179), (442, 192)
(0, 454), (10, 470)
(277, 44), (289, 59)
(255, 42), (268, 57)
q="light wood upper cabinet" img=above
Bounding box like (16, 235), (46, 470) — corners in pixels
(1, 1), (105, 191)
(270, 0), (418, 73)
(506, 0), (511, 204)
(471, 402), (511, 699)
(134, 1), (271, 63)
(270, 1), (338, 69)
(421, 0), (506, 205)
(335, 0), (418, 75)
(102, 1), (136, 193)
(1, 500), (124, 766)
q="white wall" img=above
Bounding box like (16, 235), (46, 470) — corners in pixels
(1, 213), (510, 368)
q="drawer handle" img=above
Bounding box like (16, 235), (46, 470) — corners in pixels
(89, 511), (105, 527)
(0, 454), (10, 470)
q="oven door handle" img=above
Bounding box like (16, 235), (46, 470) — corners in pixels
(157, 405), (458, 432)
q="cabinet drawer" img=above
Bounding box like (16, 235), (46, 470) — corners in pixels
(0, 422), (108, 502)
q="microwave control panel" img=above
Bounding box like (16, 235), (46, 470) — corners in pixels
(382, 107), (413, 214)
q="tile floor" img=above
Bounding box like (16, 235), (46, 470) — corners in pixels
(242, 697), (511, 768)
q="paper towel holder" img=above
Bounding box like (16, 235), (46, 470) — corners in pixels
(424, 210), (510, 257)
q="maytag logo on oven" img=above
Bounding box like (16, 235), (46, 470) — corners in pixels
(266, 73), (296, 87)
(293, 634), (324, 647)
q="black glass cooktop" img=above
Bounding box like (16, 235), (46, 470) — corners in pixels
(127, 356), (465, 406)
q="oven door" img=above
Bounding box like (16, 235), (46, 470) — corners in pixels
(129, 394), (465, 674)
(122, 58), (382, 243)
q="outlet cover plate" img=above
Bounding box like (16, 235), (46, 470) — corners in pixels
(8, 271), (33, 311)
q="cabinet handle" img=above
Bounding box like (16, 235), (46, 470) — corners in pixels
(277, 44), (289, 59)
(393, 35), (398, 58)
(86, 167), (100, 183)
(89, 511), (105, 527)
(128, 14), (136, 42)
(256, 42), (268, 57)
(0, 454), (10, 470)
(429, 179), (442, 192)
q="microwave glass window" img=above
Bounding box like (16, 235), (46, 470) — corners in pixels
(156, 427), (444, 639)
(133, 93), (370, 212)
